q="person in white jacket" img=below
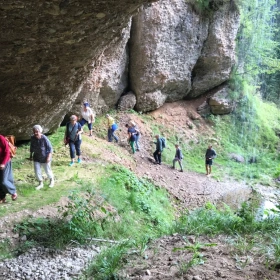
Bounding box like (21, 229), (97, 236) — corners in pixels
(79, 102), (95, 136)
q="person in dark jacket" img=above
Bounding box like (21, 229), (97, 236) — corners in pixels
(129, 121), (140, 151)
(30, 125), (54, 190)
(153, 135), (163, 165)
(205, 145), (217, 175)
(64, 115), (83, 166)
(172, 144), (183, 172)
(125, 123), (136, 154)
(0, 134), (17, 203)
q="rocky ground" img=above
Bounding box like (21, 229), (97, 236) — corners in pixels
(0, 101), (279, 279)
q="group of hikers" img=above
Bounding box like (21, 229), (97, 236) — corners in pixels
(0, 101), (217, 203)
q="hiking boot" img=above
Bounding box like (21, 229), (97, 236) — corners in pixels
(77, 158), (81, 163)
(11, 193), (18, 200)
(180, 170), (183, 172)
(0, 197), (6, 203)
(36, 181), (43, 190)
(49, 178), (55, 188)
(69, 162), (74, 167)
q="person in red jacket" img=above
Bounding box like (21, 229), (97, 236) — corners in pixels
(0, 135), (17, 203)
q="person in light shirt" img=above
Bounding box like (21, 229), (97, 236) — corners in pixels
(79, 102), (95, 136)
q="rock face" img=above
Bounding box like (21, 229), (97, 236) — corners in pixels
(0, 0), (240, 139)
(190, 2), (240, 97)
(130, 0), (209, 112)
(0, 0), (156, 139)
(70, 20), (132, 117)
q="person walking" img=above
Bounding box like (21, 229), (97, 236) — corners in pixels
(172, 144), (183, 172)
(153, 135), (163, 165)
(79, 102), (95, 136)
(64, 115), (83, 166)
(125, 123), (136, 154)
(0, 134), (17, 203)
(30, 125), (55, 190)
(129, 121), (140, 151)
(205, 145), (217, 175)
(106, 114), (118, 143)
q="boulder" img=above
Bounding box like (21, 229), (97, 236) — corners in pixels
(229, 153), (245, 163)
(117, 92), (137, 111)
(129, 0), (209, 112)
(190, 2), (240, 97)
(209, 87), (235, 115)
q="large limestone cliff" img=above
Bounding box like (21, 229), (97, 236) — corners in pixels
(0, 0), (239, 139)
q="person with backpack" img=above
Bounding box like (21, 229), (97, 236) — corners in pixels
(106, 114), (118, 143)
(0, 134), (17, 203)
(205, 144), (217, 175)
(30, 125), (55, 190)
(129, 120), (140, 151)
(153, 134), (164, 165)
(172, 144), (183, 172)
(125, 123), (136, 154)
(64, 115), (83, 166)
(79, 102), (95, 137)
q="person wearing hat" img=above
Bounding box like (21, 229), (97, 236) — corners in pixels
(105, 114), (118, 143)
(29, 125), (55, 190)
(64, 115), (83, 166)
(0, 134), (17, 203)
(79, 102), (95, 137)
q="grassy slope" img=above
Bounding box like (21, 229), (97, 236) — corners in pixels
(0, 96), (280, 276)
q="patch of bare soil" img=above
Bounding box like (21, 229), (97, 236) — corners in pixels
(117, 235), (280, 280)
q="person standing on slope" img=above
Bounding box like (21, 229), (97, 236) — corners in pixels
(205, 145), (217, 175)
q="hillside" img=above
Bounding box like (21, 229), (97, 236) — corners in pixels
(0, 100), (280, 279)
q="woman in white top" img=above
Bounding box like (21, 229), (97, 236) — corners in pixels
(79, 102), (95, 136)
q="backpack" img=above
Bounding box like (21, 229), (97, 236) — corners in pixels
(5, 135), (17, 158)
(160, 137), (166, 148)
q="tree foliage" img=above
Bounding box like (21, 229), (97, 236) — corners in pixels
(237, 0), (280, 104)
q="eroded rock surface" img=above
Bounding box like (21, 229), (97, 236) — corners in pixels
(0, 0), (240, 139)
(190, 1), (240, 97)
(0, 0), (155, 139)
(130, 0), (209, 112)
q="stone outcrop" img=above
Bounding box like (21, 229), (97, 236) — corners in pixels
(70, 20), (132, 117)
(209, 86), (235, 115)
(0, 0), (156, 139)
(0, 0), (240, 139)
(190, 2), (240, 97)
(129, 0), (209, 112)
